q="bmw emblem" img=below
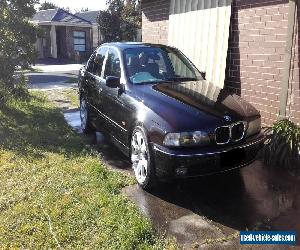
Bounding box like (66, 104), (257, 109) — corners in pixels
(224, 115), (231, 122)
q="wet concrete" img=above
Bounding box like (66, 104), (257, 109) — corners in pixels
(64, 110), (82, 133)
(123, 164), (300, 249)
(63, 109), (132, 175)
(62, 108), (300, 249)
(93, 132), (132, 175)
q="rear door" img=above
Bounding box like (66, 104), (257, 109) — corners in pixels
(86, 46), (108, 129)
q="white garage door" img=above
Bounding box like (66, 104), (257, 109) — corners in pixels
(168, 0), (232, 88)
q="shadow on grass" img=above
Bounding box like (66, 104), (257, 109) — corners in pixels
(0, 93), (86, 158)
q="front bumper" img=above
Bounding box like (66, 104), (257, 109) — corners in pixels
(152, 133), (265, 180)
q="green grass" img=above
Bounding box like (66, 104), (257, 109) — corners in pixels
(61, 88), (80, 108)
(0, 93), (176, 249)
(15, 67), (43, 73)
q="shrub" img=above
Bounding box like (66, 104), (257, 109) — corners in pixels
(0, 75), (30, 106)
(264, 119), (300, 175)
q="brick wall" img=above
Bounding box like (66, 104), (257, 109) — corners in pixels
(66, 26), (92, 62)
(142, 0), (170, 44)
(141, 0), (300, 126)
(288, 6), (300, 125)
(225, 0), (290, 126)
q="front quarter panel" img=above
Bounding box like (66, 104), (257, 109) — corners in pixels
(128, 94), (172, 146)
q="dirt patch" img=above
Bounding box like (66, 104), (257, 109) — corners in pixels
(42, 88), (79, 111)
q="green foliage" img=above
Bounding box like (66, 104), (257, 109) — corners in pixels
(39, 1), (58, 10)
(264, 119), (300, 174)
(0, 0), (38, 93)
(0, 92), (175, 249)
(98, 10), (121, 42)
(98, 0), (141, 42)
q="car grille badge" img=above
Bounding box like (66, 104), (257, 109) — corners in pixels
(223, 115), (231, 122)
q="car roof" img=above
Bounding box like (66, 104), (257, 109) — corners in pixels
(100, 42), (175, 51)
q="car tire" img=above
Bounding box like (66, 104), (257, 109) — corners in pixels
(131, 126), (156, 190)
(80, 97), (94, 134)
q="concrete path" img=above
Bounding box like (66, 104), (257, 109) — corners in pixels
(28, 64), (81, 90)
(32, 63), (83, 73)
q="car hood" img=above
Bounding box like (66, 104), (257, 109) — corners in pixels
(134, 80), (260, 131)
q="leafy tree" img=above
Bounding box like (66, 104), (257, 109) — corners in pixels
(98, 11), (121, 42)
(98, 0), (141, 42)
(39, 1), (58, 10)
(39, 1), (71, 13)
(121, 0), (141, 41)
(0, 0), (38, 94)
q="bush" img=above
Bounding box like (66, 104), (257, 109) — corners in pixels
(264, 119), (300, 175)
(0, 75), (30, 106)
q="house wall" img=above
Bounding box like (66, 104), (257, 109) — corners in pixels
(142, 0), (169, 44)
(37, 25), (92, 62)
(225, 0), (291, 126)
(168, 0), (232, 88)
(65, 26), (92, 62)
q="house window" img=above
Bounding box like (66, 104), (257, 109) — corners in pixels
(73, 31), (86, 52)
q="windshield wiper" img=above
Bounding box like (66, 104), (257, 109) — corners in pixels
(166, 77), (198, 82)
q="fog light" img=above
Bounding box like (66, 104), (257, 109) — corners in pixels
(176, 167), (187, 176)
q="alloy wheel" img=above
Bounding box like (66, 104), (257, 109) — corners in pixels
(131, 130), (149, 184)
(80, 98), (87, 130)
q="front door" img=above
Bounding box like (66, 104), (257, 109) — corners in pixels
(101, 48), (130, 146)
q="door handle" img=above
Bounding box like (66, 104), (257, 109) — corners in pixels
(98, 87), (103, 93)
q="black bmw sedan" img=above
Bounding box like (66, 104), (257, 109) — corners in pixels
(78, 42), (264, 190)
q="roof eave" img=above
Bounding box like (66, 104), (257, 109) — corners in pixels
(31, 21), (92, 27)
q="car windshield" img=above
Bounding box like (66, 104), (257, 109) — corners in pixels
(123, 47), (203, 85)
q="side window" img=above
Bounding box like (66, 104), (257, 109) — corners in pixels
(93, 47), (108, 77)
(104, 49), (121, 78)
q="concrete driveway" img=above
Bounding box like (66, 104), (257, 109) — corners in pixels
(30, 66), (300, 249)
(27, 63), (82, 90)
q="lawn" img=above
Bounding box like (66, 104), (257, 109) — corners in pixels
(0, 92), (175, 249)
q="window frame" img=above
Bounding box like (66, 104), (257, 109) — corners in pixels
(93, 46), (109, 78)
(86, 51), (96, 73)
(73, 31), (86, 52)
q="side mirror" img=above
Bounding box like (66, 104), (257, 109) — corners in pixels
(106, 76), (120, 88)
(200, 71), (206, 80)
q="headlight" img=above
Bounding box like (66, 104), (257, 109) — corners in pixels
(246, 117), (261, 137)
(163, 131), (210, 147)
